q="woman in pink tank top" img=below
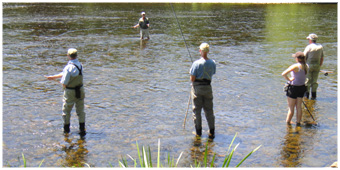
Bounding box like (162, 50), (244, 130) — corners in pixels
(281, 51), (308, 126)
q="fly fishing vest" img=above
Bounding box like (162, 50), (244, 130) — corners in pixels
(139, 17), (149, 29)
(66, 63), (83, 99)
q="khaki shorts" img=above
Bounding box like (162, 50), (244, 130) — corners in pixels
(140, 28), (149, 39)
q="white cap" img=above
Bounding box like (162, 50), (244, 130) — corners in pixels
(67, 48), (77, 56)
(141, 12), (146, 15)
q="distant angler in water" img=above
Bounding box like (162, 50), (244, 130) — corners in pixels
(133, 11), (150, 40)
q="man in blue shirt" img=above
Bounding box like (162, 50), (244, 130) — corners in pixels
(45, 48), (86, 136)
(189, 43), (216, 139)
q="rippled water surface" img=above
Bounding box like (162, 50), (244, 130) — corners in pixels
(3, 3), (337, 167)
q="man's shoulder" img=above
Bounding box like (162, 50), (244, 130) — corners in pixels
(206, 59), (216, 65)
(65, 61), (82, 70)
(193, 58), (204, 64)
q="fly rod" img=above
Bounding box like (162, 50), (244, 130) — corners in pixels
(170, 3), (193, 128)
(302, 101), (317, 125)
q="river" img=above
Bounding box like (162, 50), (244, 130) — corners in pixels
(2, 3), (337, 167)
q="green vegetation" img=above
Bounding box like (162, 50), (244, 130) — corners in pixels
(5, 153), (44, 167)
(8, 133), (261, 167)
(119, 133), (261, 168)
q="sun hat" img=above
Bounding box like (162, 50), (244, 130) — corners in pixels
(306, 33), (318, 40)
(199, 43), (209, 52)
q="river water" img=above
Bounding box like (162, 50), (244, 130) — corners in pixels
(2, 3), (337, 167)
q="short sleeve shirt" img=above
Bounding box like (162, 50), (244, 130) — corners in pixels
(60, 59), (82, 85)
(303, 43), (324, 65)
(190, 58), (216, 80)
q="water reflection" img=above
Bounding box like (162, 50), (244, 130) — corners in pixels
(60, 134), (89, 167)
(280, 125), (303, 167)
(190, 137), (216, 167)
(140, 39), (148, 49)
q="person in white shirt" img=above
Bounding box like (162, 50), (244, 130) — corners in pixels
(45, 48), (86, 136)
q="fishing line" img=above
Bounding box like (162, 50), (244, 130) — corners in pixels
(170, 3), (193, 63)
(170, 3), (193, 128)
(5, 61), (46, 77)
(4, 61), (59, 82)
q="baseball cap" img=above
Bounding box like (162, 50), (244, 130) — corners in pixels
(292, 51), (304, 58)
(199, 43), (209, 52)
(67, 48), (77, 56)
(306, 33), (318, 40)
(141, 12), (146, 15)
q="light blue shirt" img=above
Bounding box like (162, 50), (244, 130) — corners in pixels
(59, 59), (82, 85)
(190, 58), (216, 80)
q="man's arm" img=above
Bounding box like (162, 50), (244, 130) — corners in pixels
(190, 75), (196, 82)
(320, 56), (324, 66)
(45, 73), (62, 80)
(133, 24), (139, 28)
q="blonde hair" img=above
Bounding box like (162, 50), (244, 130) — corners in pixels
(199, 43), (209, 53)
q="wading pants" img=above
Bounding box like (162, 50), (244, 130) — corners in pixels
(191, 85), (215, 131)
(140, 28), (149, 39)
(62, 87), (85, 125)
(306, 64), (321, 93)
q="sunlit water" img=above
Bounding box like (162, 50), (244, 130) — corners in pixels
(3, 3), (337, 167)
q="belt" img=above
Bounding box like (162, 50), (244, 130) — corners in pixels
(193, 79), (211, 86)
(66, 84), (83, 99)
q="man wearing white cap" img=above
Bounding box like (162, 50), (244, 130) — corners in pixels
(133, 11), (150, 40)
(303, 33), (324, 100)
(45, 48), (86, 136)
(189, 43), (216, 139)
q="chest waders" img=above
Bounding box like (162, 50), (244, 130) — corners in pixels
(65, 64), (83, 99)
(63, 64), (86, 136)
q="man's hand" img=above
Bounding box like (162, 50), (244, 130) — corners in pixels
(45, 74), (62, 80)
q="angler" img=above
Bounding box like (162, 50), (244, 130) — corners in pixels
(133, 11), (150, 40)
(189, 43), (216, 139)
(282, 51), (308, 126)
(45, 48), (86, 136)
(303, 33), (325, 100)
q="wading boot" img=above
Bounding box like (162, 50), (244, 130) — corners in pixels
(64, 124), (70, 134)
(79, 123), (86, 136)
(208, 129), (215, 139)
(195, 128), (202, 137)
(311, 92), (317, 100)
